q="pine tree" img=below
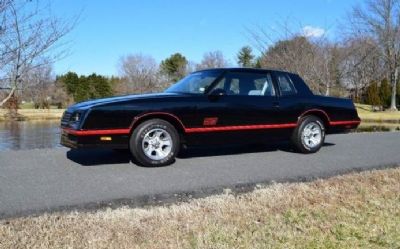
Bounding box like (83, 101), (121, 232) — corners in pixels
(366, 81), (381, 107)
(379, 78), (391, 108)
(237, 46), (255, 67)
(87, 74), (113, 99)
(397, 79), (400, 107)
(58, 72), (79, 97)
(75, 76), (90, 102)
(58, 72), (113, 103)
(253, 57), (262, 68)
(160, 53), (188, 82)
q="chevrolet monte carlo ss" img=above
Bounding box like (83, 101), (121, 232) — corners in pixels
(61, 68), (361, 166)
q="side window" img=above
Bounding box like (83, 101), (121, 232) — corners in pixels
(212, 78), (225, 91)
(229, 79), (240, 94)
(276, 73), (296, 96)
(210, 72), (275, 96)
(260, 74), (275, 97)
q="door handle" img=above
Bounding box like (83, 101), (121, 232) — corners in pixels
(272, 102), (280, 108)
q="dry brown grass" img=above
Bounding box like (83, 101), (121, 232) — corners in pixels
(1, 168), (399, 249)
(356, 103), (400, 122)
(0, 109), (64, 121)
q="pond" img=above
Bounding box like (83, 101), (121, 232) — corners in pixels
(0, 120), (61, 151)
(0, 120), (399, 151)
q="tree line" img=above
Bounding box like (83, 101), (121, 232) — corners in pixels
(55, 51), (234, 106)
(57, 48), (261, 106)
(1, 0), (400, 112)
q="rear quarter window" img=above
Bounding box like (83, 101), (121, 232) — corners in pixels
(276, 73), (297, 96)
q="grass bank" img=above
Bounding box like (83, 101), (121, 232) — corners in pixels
(0, 109), (64, 121)
(356, 103), (400, 123)
(1, 167), (399, 249)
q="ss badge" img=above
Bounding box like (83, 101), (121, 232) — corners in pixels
(203, 117), (218, 126)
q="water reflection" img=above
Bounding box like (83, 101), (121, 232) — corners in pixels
(0, 120), (61, 151)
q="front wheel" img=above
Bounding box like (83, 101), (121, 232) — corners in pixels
(130, 119), (180, 167)
(291, 115), (325, 153)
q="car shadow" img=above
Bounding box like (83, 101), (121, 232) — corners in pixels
(66, 142), (335, 166)
(177, 142), (335, 159)
(66, 149), (132, 166)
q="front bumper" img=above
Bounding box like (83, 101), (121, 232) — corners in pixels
(61, 130), (79, 148)
(60, 129), (130, 149)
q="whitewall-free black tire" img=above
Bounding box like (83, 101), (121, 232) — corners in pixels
(130, 119), (180, 167)
(291, 115), (325, 153)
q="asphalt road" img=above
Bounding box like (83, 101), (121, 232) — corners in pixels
(0, 132), (400, 219)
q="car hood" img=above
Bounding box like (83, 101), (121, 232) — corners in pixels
(67, 92), (184, 111)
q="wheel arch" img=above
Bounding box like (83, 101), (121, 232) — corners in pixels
(129, 112), (186, 135)
(298, 109), (330, 129)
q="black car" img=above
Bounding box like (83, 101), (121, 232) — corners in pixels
(61, 68), (360, 166)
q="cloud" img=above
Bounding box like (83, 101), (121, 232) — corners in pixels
(302, 26), (325, 38)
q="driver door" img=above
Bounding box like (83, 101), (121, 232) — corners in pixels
(196, 71), (280, 128)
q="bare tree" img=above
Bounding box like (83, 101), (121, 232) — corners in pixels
(22, 62), (53, 108)
(257, 35), (334, 95)
(247, 23), (342, 95)
(349, 0), (400, 110)
(117, 53), (159, 93)
(0, 0), (74, 113)
(340, 37), (383, 101)
(196, 51), (228, 70)
(48, 79), (70, 108)
(186, 61), (197, 74)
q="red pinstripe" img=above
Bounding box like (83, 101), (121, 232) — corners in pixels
(63, 128), (130, 136)
(329, 120), (361, 126)
(184, 123), (297, 133)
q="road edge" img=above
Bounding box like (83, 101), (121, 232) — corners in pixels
(1, 162), (399, 220)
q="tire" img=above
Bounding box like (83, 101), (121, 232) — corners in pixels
(291, 115), (325, 153)
(130, 119), (180, 167)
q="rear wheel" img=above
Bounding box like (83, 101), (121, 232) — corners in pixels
(292, 115), (325, 153)
(130, 119), (179, 167)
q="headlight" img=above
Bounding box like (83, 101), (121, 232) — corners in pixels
(71, 112), (81, 122)
(69, 111), (86, 130)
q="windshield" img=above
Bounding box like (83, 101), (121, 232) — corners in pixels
(165, 71), (222, 94)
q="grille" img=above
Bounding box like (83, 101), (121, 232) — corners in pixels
(61, 111), (72, 127)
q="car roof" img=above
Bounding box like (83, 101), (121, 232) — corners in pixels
(194, 68), (313, 96)
(194, 67), (295, 75)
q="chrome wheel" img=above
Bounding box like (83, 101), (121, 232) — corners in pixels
(142, 128), (173, 160)
(301, 122), (322, 149)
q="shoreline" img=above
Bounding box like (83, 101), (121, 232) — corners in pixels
(0, 109), (65, 122)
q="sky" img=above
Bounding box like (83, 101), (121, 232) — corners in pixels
(50, 0), (362, 76)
